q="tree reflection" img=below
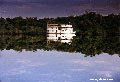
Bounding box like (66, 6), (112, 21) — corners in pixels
(0, 12), (119, 57)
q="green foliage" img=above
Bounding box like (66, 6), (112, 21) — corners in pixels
(0, 12), (119, 57)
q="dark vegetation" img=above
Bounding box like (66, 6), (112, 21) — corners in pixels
(0, 12), (120, 57)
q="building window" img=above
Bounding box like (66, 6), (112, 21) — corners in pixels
(65, 38), (68, 40)
(47, 35), (49, 37)
(58, 28), (61, 30)
(58, 37), (61, 40)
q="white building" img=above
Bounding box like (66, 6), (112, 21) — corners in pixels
(47, 23), (76, 44)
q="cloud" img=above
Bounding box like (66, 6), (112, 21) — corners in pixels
(2, 68), (29, 76)
(62, 73), (72, 78)
(28, 62), (47, 67)
(17, 60), (47, 67)
(69, 68), (86, 72)
(94, 60), (111, 65)
(111, 67), (120, 72)
(70, 60), (92, 66)
(96, 71), (113, 77)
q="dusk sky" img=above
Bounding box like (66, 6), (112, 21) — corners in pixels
(0, 50), (120, 82)
(0, 0), (120, 18)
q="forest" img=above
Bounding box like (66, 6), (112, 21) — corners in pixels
(0, 12), (119, 57)
(0, 12), (119, 35)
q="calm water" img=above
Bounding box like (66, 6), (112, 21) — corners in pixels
(0, 50), (120, 82)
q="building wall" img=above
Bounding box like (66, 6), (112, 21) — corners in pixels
(47, 27), (75, 34)
(47, 24), (76, 43)
(47, 33), (75, 40)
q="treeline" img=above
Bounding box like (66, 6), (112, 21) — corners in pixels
(46, 12), (120, 56)
(0, 17), (47, 35)
(0, 12), (120, 35)
(0, 35), (119, 57)
(0, 12), (119, 57)
(0, 35), (46, 51)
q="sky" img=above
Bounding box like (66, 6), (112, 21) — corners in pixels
(0, 50), (120, 82)
(0, 0), (120, 18)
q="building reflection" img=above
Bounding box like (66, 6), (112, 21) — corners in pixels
(47, 23), (76, 44)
